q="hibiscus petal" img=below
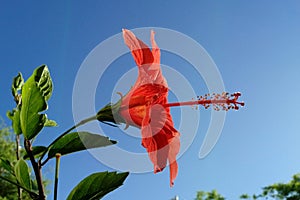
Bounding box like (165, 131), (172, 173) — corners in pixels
(168, 135), (180, 187)
(141, 104), (168, 171)
(150, 30), (160, 64)
(141, 106), (159, 169)
(123, 29), (167, 89)
(141, 103), (180, 186)
(120, 29), (181, 186)
(142, 131), (169, 173)
(122, 29), (154, 66)
(150, 30), (168, 87)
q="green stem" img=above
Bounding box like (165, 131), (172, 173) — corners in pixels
(39, 115), (97, 166)
(0, 176), (38, 198)
(16, 135), (20, 160)
(15, 135), (22, 200)
(54, 153), (61, 200)
(24, 139), (45, 200)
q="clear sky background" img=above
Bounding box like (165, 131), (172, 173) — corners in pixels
(1, 1), (300, 200)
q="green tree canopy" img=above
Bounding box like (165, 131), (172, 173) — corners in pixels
(195, 174), (300, 200)
(0, 122), (31, 200)
(195, 189), (225, 200)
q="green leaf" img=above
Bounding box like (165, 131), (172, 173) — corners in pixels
(12, 109), (22, 135)
(34, 65), (53, 101)
(0, 175), (38, 199)
(44, 118), (58, 127)
(48, 132), (116, 159)
(11, 72), (24, 97)
(31, 179), (38, 191)
(14, 159), (32, 190)
(23, 146), (47, 160)
(0, 157), (14, 175)
(20, 65), (52, 139)
(67, 171), (129, 200)
(7, 109), (22, 135)
(6, 110), (13, 120)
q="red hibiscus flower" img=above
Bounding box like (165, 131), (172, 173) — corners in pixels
(97, 29), (244, 187)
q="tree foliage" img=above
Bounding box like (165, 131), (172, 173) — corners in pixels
(0, 122), (32, 200)
(195, 174), (300, 200)
(195, 190), (225, 200)
(249, 174), (300, 200)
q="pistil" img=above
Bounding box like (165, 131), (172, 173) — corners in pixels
(163, 92), (244, 111)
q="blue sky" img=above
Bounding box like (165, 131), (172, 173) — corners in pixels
(1, 1), (300, 199)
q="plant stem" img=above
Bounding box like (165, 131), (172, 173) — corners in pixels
(40, 115), (97, 166)
(16, 135), (20, 160)
(54, 153), (61, 200)
(0, 176), (38, 198)
(24, 139), (45, 200)
(15, 134), (22, 200)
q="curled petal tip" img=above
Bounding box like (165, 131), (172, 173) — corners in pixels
(124, 122), (129, 130)
(170, 182), (174, 187)
(122, 29), (131, 35)
(154, 166), (163, 173)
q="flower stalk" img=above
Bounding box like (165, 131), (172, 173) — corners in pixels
(40, 115), (97, 166)
(54, 153), (61, 200)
